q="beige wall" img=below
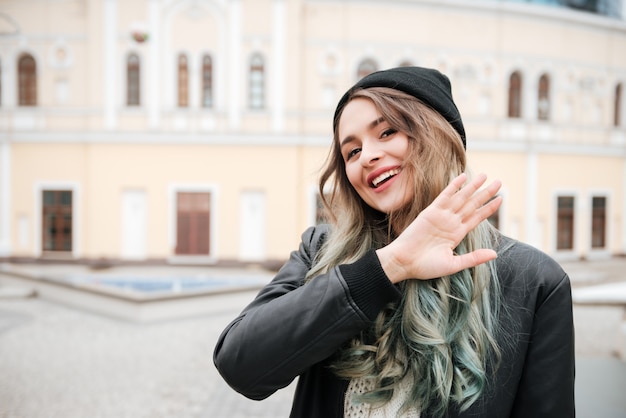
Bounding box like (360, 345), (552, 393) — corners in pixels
(10, 142), (314, 259)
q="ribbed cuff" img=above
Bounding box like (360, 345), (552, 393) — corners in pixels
(338, 250), (402, 321)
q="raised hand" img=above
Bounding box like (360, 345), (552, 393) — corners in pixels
(376, 173), (502, 283)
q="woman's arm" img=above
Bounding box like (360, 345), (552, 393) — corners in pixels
(213, 226), (401, 400)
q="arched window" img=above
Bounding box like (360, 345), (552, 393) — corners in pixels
(201, 54), (213, 108)
(615, 83), (623, 127)
(127, 53), (140, 106)
(357, 58), (378, 80)
(249, 53), (265, 110)
(537, 73), (550, 120)
(18, 53), (37, 106)
(177, 54), (189, 107)
(508, 71), (522, 118)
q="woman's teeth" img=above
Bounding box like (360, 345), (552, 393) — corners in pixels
(371, 169), (400, 188)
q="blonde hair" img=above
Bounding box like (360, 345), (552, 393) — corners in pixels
(308, 87), (502, 416)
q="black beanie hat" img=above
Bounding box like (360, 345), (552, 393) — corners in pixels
(333, 66), (466, 148)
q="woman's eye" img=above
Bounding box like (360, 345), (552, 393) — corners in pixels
(346, 148), (361, 160)
(381, 128), (397, 138)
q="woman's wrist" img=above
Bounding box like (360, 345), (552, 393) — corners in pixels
(375, 247), (407, 284)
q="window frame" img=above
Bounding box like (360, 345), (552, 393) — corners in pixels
(591, 195), (607, 250)
(249, 53), (265, 110)
(537, 73), (550, 121)
(126, 52), (141, 106)
(356, 58), (378, 80)
(508, 70), (522, 118)
(18, 52), (37, 106)
(556, 195), (575, 251)
(177, 53), (189, 108)
(201, 54), (213, 108)
(42, 190), (73, 253)
(34, 181), (81, 259)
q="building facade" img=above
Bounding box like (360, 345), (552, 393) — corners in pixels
(0, 0), (625, 265)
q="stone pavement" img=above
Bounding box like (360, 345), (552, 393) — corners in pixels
(0, 257), (625, 418)
(0, 286), (294, 418)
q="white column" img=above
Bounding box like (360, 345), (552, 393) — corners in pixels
(4, 53), (16, 107)
(623, 160), (626, 254)
(216, 10), (227, 111)
(228, 0), (242, 130)
(148, 0), (161, 129)
(525, 150), (539, 248)
(1, 54), (11, 107)
(103, 0), (118, 129)
(272, 0), (286, 132)
(613, 81), (626, 127)
(0, 139), (11, 256)
(525, 72), (536, 122)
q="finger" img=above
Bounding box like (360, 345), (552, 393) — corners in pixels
(450, 248), (498, 274)
(461, 195), (502, 230)
(432, 173), (472, 213)
(446, 174), (489, 212)
(481, 179), (503, 202)
(458, 179), (502, 219)
(439, 173), (468, 199)
(456, 173), (488, 200)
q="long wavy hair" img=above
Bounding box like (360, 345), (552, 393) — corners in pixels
(307, 87), (503, 416)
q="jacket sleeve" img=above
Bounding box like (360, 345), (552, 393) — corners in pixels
(213, 226), (401, 401)
(510, 270), (576, 417)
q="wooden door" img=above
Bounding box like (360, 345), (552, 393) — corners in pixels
(175, 192), (210, 255)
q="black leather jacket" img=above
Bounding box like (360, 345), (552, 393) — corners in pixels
(214, 225), (575, 417)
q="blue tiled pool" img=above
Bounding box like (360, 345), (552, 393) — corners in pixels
(65, 274), (270, 295)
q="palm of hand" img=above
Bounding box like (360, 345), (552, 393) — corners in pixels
(377, 173), (502, 283)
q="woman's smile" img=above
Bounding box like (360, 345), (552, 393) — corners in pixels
(338, 98), (412, 213)
(367, 166), (402, 190)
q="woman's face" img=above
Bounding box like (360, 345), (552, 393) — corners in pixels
(337, 98), (413, 214)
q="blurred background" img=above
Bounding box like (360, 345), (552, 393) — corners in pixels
(0, 0), (625, 417)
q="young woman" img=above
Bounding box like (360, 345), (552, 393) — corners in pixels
(214, 66), (575, 417)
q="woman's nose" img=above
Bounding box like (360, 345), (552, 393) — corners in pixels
(360, 141), (383, 166)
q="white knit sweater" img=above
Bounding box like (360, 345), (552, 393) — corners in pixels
(344, 375), (420, 418)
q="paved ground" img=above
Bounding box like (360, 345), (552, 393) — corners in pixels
(0, 257), (625, 418)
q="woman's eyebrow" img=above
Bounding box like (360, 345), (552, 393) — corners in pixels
(340, 135), (355, 148)
(340, 116), (385, 148)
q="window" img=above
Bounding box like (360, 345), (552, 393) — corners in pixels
(357, 58), (378, 80)
(127, 53), (140, 106)
(615, 83), (622, 127)
(508, 71), (522, 118)
(177, 54), (189, 107)
(557, 196), (575, 250)
(537, 73), (550, 120)
(201, 54), (213, 108)
(18, 53), (37, 106)
(42, 190), (72, 252)
(249, 53), (265, 109)
(176, 192), (210, 255)
(591, 196), (606, 249)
